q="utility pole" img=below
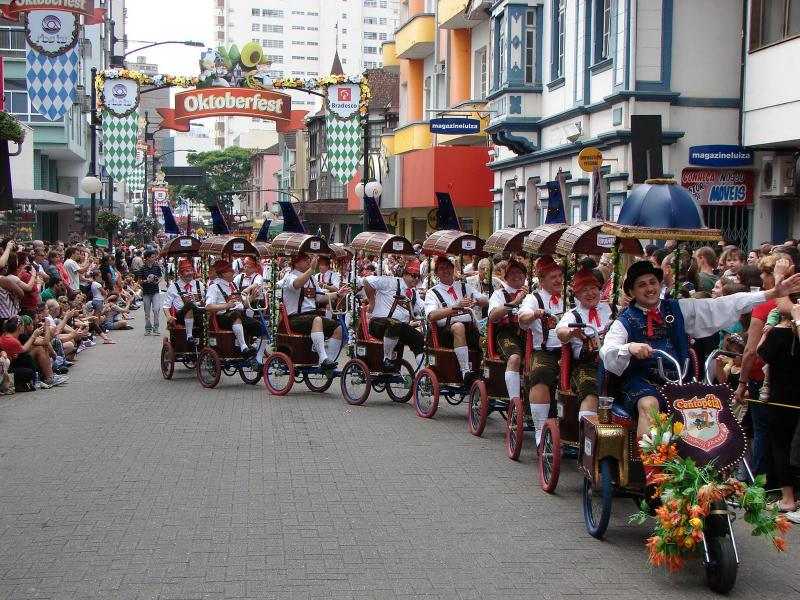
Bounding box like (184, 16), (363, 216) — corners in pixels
(89, 66), (98, 235)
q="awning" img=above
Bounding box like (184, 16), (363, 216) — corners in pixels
(13, 189), (75, 211)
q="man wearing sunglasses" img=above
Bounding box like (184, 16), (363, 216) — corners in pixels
(363, 259), (425, 372)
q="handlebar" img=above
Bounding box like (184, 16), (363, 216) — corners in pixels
(653, 349), (686, 385)
(567, 322), (601, 338)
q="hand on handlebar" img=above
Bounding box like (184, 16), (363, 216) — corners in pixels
(629, 342), (654, 359)
(458, 297), (476, 309)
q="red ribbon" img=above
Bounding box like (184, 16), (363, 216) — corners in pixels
(447, 286), (458, 301)
(646, 307), (663, 337)
(588, 307), (601, 327)
(405, 288), (413, 299)
(550, 293), (561, 307)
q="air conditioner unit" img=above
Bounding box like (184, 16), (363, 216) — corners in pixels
(434, 61), (446, 75)
(775, 156), (796, 196)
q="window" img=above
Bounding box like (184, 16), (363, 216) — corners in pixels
(493, 202), (502, 231)
(552, 0), (566, 79)
(424, 76), (432, 112)
(364, 0), (377, 6)
(4, 82), (46, 122)
(263, 9), (284, 18)
(364, 61), (379, 68)
(263, 39), (283, 48)
(292, 25), (305, 30)
(342, 43), (348, 49)
(264, 24), (283, 33)
(364, 17), (377, 25)
(570, 202), (583, 225)
(293, 40), (306, 45)
(308, 26), (319, 31)
(342, 12), (348, 19)
(308, 56), (319, 61)
(498, 13), (507, 85)
(341, 28), (347, 34)
(364, 46), (378, 54)
(369, 122), (383, 148)
(379, 32), (387, 41)
(308, 11), (319, 16)
(474, 46), (487, 99)
(379, 18), (387, 25)
(750, 0), (800, 49)
(595, 0), (612, 61)
(364, 32), (378, 40)
(330, 178), (345, 198)
(251, 8), (260, 16)
(524, 9), (536, 84)
(308, 41), (318, 46)
(265, 54), (283, 63)
(380, 0), (387, 7)
(252, 23), (260, 31)
(292, 55), (304, 60)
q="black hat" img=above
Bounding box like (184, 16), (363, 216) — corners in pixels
(623, 260), (663, 294)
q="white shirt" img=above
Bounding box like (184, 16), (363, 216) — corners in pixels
(600, 291), (768, 375)
(519, 288), (565, 350)
(63, 258), (80, 291)
(165, 278), (204, 311)
(90, 281), (104, 302)
(279, 269), (318, 316)
(424, 281), (487, 327)
(205, 277), (243, 314)
(314, 270), (341, 290)
(234, 272), (264, 291)
(557, 302), (613, 359)
(365, 275), (423, 323)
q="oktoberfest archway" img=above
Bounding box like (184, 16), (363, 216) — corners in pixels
(95, 46), (372, 185)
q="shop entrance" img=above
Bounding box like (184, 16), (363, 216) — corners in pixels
(703, 205), (751, 250)
(771, 197), (794, 244)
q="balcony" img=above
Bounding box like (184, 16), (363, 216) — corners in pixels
(395, 13), (435, 60)
(382, 41), (399, 70)
(393, 122), (433, 155)
(434, 101), (489, 146)
(438, 0), (482, 30)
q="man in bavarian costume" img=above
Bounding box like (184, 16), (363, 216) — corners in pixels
(556, 267), (612, 423)
(424, 256), (489, 386)
(314, 255), (344, 318)
(600, 259), (800, 439)
(234, 257), (264, 297)
(204, 259), (261, 357)
(364, 259), (425, 371)
(487, 259), (529, 401)
(518, 255), (565, 445)
(279, 252), (342, 369)
(163, 258), (204, 345)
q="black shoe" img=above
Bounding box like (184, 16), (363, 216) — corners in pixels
(462, 371), (479, 389)
(186, 337), (198, 347)
(53, 367), (69, 375)
(381, 358), (398, 372)
(241, 347), (257, 358)
(320, 358), (337, 370)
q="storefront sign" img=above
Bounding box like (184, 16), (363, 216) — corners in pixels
(681, 168), (754, 206)
(157, 87), (292, 132)
(429, 118), (481, 135)
(102, 76), (139, 117)
(3, 0), (96, 18)
(578, 147), (604, 172)
(326, 84), (361, 120)
(25, 10), (79, 56)
(689, 145), (754, 167)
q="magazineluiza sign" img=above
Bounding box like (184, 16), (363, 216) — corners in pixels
(689, 145), (754, 167)
(4, 0), (96, 18)
(157, 87), (292, 132)
(429, 118), (481, 135)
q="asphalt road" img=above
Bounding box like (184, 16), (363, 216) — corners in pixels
(0, 331), (798, 599)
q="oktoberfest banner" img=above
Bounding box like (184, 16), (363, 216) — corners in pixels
(25, 10), (79, 56)
(124, 154), (145, 193)
(102, 112), (139, 180)
(326, 113), (362, 184)
(2, 1), (97, 19)
(26, 46), (78, 121)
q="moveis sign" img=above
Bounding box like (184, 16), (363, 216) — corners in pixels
(157, 88), (295, 133)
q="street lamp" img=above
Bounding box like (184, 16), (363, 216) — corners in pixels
(81, 174), (102, 235)
(123, 40), (204, 58)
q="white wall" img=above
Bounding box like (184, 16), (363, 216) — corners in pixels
(10, 124), (34, 190)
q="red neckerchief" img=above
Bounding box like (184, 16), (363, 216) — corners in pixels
(588, 306), (601, 326)
(549, 293), (561, 307)
(446, 285), (458, 301)
(646, 307), (663, 337)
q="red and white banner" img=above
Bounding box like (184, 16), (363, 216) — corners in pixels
(681, 167), (755, 206)
(157, 87), (295, 132)
(1, 1), (105, 24)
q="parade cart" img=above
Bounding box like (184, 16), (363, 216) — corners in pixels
(196, 235), (267, 388)
(466, 227), (532, 436)
(159, 234), (204, 380)
(340, 230), (418, 405)
(578, 180), (749, 593)
(262, 231), (346, 395)
(412, 228), (487, 419)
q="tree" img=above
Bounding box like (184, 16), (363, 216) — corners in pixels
(96, 210), (122, 243)
(175, 147), (253, 212)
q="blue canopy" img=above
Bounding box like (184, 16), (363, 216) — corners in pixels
(617, 180), (705, 230)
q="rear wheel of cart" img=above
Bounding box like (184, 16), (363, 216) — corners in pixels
(386, 360), (414, 403)
(538, 418), (561, 493)
(505, 396), (525, 461)
(160, 341), (175, 380)
(583, 457), (614, 539)
(263, 352), (294, 396)
(466, 380), (489, 437)
(341, 359), (372, 405)
(413, 368), (439, 418)
(197, 347), (222, 389)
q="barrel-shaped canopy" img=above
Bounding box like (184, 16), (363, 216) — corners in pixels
(484, 227), (533, 256)
(159, 235), (201, 258)
(329, 243), (354, 260)
(269, 232), (331, 256)
(554, 220), (643, 256)
(253, 241), (271, 258)
(198, 235), (259, 258)
(522, 224), (569, 256)
(421, 229), (485, 257)
(350, 231), (415, 256)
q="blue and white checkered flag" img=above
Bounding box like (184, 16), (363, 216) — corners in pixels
(26, 47), (79, 122)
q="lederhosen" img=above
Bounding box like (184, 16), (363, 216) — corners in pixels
(369, 279), (424, 355)
(530, 292), (563, 389)
(215, 282), (262, 338)
(493, 289), (524, 361)
(174, 280), (202, 323)
(569, 309), (600, 399)
(287, 278), (339, 337)
(430, 282), (480, 349)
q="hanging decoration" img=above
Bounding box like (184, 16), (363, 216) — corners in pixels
(1, 1), (99, 20)
(326, 114), (363, 184)
(101, 75), (140, 118)
(24, 10), (80, 56)
(125, 155), (146, 193)
(26, 46), (78, 121)
(102, 112), (139, 180)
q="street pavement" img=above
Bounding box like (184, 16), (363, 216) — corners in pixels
(0, 331), (799, 600)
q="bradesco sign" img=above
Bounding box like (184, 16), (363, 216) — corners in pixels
(157, 88), (292, 132)
(681, 168), (755, 206)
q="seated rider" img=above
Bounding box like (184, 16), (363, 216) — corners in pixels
(279, 253), (343, 369)
(556, 267), (612, 423)
(204, 259), (261, 357)
(314, 256), (343, 318)
(518, 256), (565, 445)
(487, 259), (529, 401)
(234, 257), (264, 299)
(600, 259), (800, 440)
(363, 259), (425, 371)
(163, 258), (204, 345)
(424, 257), (489, 386)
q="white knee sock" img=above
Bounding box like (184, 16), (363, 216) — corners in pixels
(454, 346), (470, 375)
(184, 317), (194, 340)
(578, 410), (597, 423)
(232, 322), (248, 350)
(531, 403), (550, 446)
(256, 340), (267, 363)
(327, 337), (342, 362)
(310, 331), (328, 363)
(384, 336), (399, 361)
(504, 371), (521, 399)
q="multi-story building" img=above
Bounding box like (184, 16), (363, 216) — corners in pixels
(381, 0), (494, 241)
(1, 0), (128, 240)
(245, 145), (281, 223)
(743, 0), (800, 245)
(484, 0), (745, 246)
(211, 0), (401, 148)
